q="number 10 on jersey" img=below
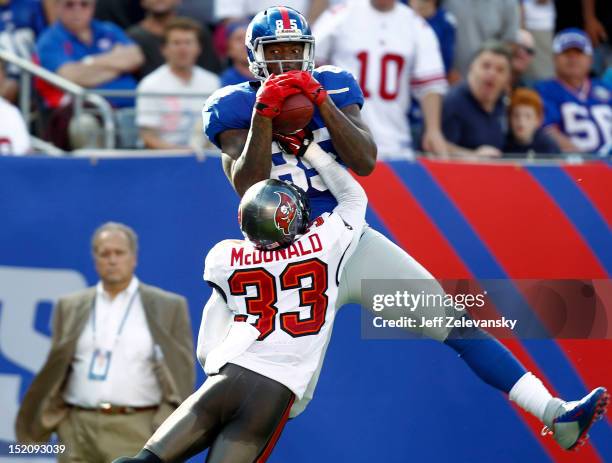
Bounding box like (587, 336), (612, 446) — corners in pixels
(357, 51), (405, 100)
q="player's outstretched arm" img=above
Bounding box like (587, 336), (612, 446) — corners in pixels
(303, 142), (367, 229)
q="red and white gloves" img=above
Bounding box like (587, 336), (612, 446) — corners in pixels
(255, 73), (302, 119)
(279, 70), (328, 106)
(255, 70), (328, 119)
(255, 71), (327, 155)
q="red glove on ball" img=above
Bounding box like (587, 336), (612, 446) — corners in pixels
(255, 74), (302, 119)
(273, 128), (313, 156)
(278, 70), (328, 106)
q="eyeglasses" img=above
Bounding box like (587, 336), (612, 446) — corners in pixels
(518, 45), (535, 56)
(63, 0), (93, 9)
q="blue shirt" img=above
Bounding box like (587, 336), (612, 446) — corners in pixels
(426, 8), (455, 73)
(220, 66), (250, 87)
(603, 67), (612, 88)
(408, 8), (455, 135)
(442, 82), (507, 150)
(534, 78), (612, 156)
(203, 66), (364, 218)
(0, 0), (46, 76)
(36, 19), (137, 108)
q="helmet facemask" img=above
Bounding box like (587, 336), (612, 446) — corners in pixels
(248, 36), (315, 80)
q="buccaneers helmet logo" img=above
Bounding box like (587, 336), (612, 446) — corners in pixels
(274, 191), (297, 235)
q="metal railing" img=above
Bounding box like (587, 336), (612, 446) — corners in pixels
(0, 48), (608, 162)
(88, 89), (214, 98)
(0, 48), (116, 149)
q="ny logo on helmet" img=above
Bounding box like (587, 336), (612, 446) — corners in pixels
(274, 191), (297, 235)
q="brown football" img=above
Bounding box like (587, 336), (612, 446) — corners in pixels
(272, 93), (314, 134)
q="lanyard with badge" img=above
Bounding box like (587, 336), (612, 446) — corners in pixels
(88, 290), (139, 381)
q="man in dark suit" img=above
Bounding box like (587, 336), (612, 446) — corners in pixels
(15, 221), (195, 463)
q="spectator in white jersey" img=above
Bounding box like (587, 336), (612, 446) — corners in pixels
(314, 0), (448, 159)
(113, 141), (367, 463)
(136, 17), (220, 150)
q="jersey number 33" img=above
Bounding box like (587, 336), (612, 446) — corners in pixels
(228, 258), (329, 340)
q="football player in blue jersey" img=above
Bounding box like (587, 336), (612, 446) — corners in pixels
(199, 5), (608, 454)
(535, 28), (612, 156)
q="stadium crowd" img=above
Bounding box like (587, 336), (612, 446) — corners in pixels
(0, 0), (610, 157)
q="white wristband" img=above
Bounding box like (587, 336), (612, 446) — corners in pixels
(303, 142), (334, 169)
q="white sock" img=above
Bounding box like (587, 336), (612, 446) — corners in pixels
(509, 372), (555, 422)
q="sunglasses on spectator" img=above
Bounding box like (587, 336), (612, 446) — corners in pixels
(62, 0), (93, 9)
(518, 45), (535, 56)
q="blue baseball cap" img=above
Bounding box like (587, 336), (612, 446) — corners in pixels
(552, 28), (593, 55)
(226, 19), (250, 40)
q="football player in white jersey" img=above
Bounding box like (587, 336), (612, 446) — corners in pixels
(313, 0), (448, 159)
(112, 141), (366, 463)
(200, 5), (609, 454)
